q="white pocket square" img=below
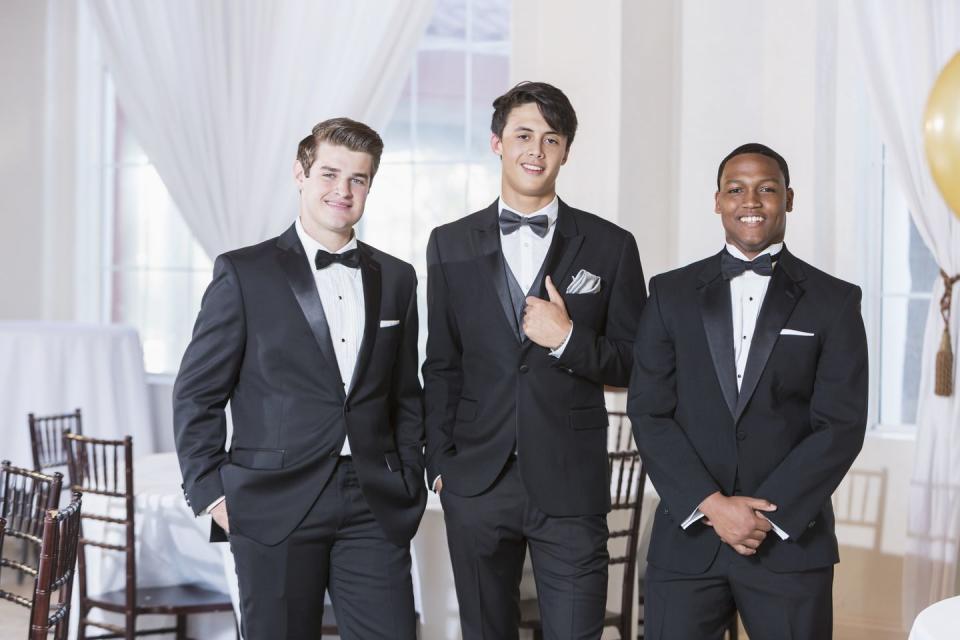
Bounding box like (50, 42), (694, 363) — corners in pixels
(780, 328), (814, 336)
(566, 269), (602, 294)
(379, 320), (400, 328)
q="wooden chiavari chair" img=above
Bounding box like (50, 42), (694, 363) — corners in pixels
(65, 433), (235, 640)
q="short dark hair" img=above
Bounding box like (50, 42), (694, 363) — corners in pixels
(716, 143), (790, 189)
(297, 117), (384, 179)
(491, 81), (578, 147)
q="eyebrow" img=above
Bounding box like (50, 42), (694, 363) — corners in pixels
(511, 125), (560, 136)
(723, 176), (782, 185)
(318, 165), (369, 179)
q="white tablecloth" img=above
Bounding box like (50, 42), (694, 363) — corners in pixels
(909, 595), (960, 640)
(0, 322), (155, 467)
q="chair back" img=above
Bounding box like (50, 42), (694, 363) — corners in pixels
(0, 461), (63, 569)
(606, 411), (646, 639)
(28, 492), (82, 640)
(0, 492), (82, 640)
(64, 433), (135, 617)
(28, 409), (83, 473)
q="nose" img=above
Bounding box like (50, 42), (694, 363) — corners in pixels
(336, 177), (353, 197)
(528, 141), (545, 158)
(744, 189), (761, 207)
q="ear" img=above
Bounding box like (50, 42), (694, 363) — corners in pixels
(785, 187), (794, 212)
(293, 160), (307, 189)
(491, 133), (503, 157)
(714, 191), (722, 214)
(560, 146), (570, 166)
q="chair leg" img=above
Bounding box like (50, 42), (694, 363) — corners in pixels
(126, 612), (136, 640)
(175, 613), (187, 640)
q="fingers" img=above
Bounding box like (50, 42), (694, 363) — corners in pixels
(544, 276), (565, 307)
(732, 543), (756, 556)
(745, 497), (777, 512)
(753, 514), (773, 532)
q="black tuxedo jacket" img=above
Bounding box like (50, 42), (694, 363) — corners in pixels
(423, 199), (646, 515)
(628, 248), (868, 574)
(173, 224), (426, 547)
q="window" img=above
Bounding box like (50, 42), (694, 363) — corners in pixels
(876, 149), (939, 426)
(361, 0), (511, 274)
(102, 89), (213, 375)
(83, 0), (510, 375)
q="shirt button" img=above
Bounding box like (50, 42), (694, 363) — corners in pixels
(749, 297), (754, 301)
(341, 338), (346, 343)
(737, 374), (742, 378)
(742, 335), (747, 340)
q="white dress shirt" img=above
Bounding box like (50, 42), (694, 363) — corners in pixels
(295, 217), (365, 456)
(498, 196), (572, 356)
(680, 242), (789, 540)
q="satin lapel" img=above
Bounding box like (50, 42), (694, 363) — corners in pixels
(698, 257), (739, 418)
(347, 244), (381, 396)
(733, 254), (805, 422)
(534, 200), (584, 299)
(472, 204), (522, 343)
(277, 230), (343, 394)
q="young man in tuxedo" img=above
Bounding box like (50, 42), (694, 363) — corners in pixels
(628, 143), (868, 639)
(173, 118), (426, 639)
(423, 81), (647, 639)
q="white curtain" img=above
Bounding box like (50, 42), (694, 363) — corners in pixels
(87, 0), (434, 259)
(854, 0), (960, 626)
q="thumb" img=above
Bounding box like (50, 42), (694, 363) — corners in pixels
(545, 276), (564, 307)
(747, 498), (777, 512)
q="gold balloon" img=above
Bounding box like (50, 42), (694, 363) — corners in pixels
(925, 51), (960, 220)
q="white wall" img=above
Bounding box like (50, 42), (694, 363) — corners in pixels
(0, 0), (78, 321)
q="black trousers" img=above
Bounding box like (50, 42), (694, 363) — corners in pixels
(228, 458), (416, 640)
(645, 543), (834, 640)
(441, 458), (609, 640)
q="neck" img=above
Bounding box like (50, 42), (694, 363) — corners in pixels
(500, 187), (556, 214)
(300, 215), (353, 252)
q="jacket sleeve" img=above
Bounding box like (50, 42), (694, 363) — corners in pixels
(421, 229), (463, 486)
(173, 255), (245, 516)
(627, 276), (722, 521)
(753, 286), (868, 539)
(556, 231), (647, 386)
(391, 264), (426, 480)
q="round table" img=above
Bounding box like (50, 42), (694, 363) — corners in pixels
(909, 595), (960, 640)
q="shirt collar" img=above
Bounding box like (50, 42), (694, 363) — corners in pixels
(498, 195), (559, 229)
(295, 217), (358, 257)
(725, 242), (783, 262)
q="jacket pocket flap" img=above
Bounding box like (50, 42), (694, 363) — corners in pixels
(230, 448), (285, 469)
(569, 406), (609, 430)
(384, 450), (402, 472)
(456, 398), (478, 422)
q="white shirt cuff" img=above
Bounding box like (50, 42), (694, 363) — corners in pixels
(764, 515), (789, 540)
(548, 324), (573, 358)
(431, 475), (442, 493)
(681, 508), (705, 530)
(205, 495), (226, 514)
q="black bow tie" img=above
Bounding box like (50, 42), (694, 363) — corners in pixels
(720, 251), (778, 279)
(499, 209), (550, 238)
(315, 248), (360, 270)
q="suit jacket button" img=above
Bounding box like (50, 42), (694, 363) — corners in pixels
(344, 404), (351, 413)
(736, 430), (746, 440)
(519, 364), (529, 373)
(808, 520), (816, 528)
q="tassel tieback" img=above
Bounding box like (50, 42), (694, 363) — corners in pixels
(934, 270), (960, 397)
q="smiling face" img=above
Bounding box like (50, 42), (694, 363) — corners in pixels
(491, 102), (569, 212)
(294, 141), (373, 249)
(715, 153), (794, 259)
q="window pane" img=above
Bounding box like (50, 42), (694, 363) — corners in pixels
(470, 0), (510, 43)
(427, 0), (466, 40)
(112, 269), (205, 374)
(363, 164), (415, 263)
(881, 168), (939, 294)
(415, 50), (466, 162)
(470, 54), (509, 159)
(879, 296), (929, 425)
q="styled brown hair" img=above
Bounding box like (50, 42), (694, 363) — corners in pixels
(491, 81), (578, 148)
(296, 117), (384, 179)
